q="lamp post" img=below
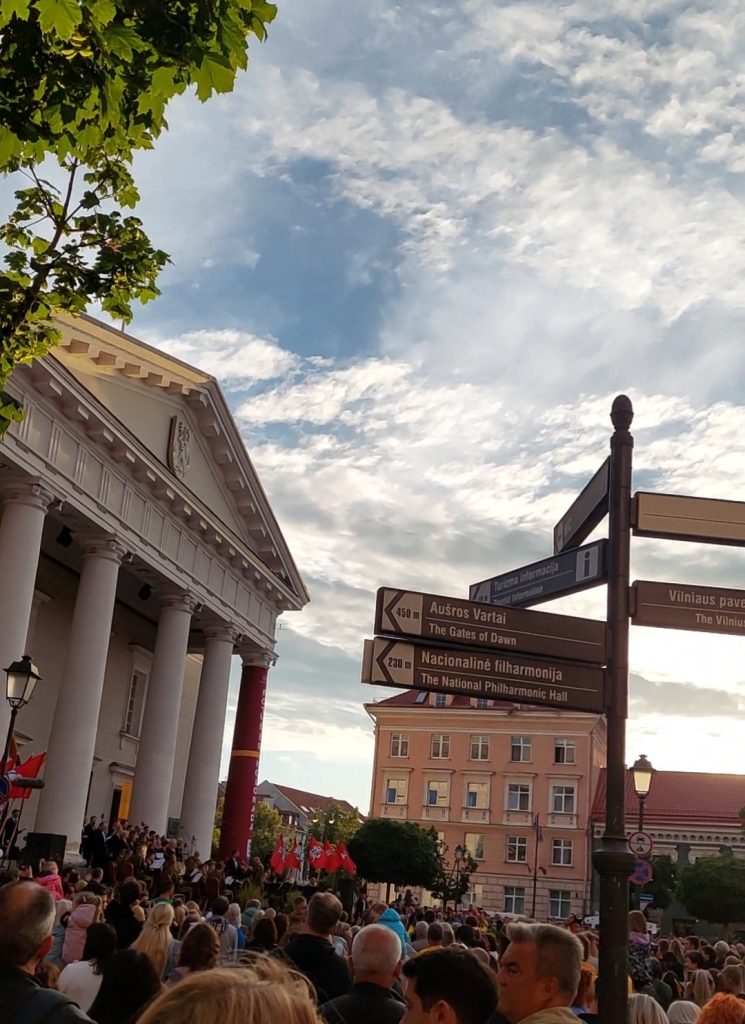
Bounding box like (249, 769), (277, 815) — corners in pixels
(1, 656), (41, 769)
(631, 754), (654, 909)
(531, 814), (543, 918)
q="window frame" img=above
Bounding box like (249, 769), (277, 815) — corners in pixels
(431, 733), (451, 759)
(551, 784), (576, 814)
(466, 781), (488, 809)
(551, 838), (573, 866)
(465, 832), (485, 860)
(506, 835), (528, 862)
(507, 782), (532, 811)
(549, 889), (572, 918)
(510, 736), (532, 762)
(504, 886), (525, 915)
(390, 733), (409, 758)
(384, 777), (407, 805)
(426, 779), (450, 807)
(554, 738), (576, 764)
(469, 735), (490, 761)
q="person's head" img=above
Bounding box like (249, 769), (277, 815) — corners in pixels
(441, 923), (455, 947)
(670, 939), (685, 964)
(132, 902), (176, 979)
(178, 923), (220, 973)
(369, 901), (387, 923)
(225, 903), (241, 928)
(663, 972), (685, 1001)
(401, 947), (497, 1024)
(351, 924), (402, 986)
(415, 921), (429, 941)
(0, 880), (55, 971)
(159, 880), (175, 897)
(685, 951), (706, 974)
(627, 993), (668, 1024)
(91, 868), (104, 883)
(137, 957), (320, 1024)
(454, 924), (478, 948)
(497, 922), (583, 1024)
(427, 923), (444, 946)
(252, 917), (278, 949)
(89, 949), (162, 1024)
(667, 1001), (702, 1024)
(119, 879), (142, 908)
(306, 892), (342, 938)
(697, 993), (745, 1024)
(689, 969), (715, 1008)
(82, 922), (117, 974)
(35, 960), (60, 989)
(686, 937), (702, 952)
(211, 896), (229, 917)
(628, 911), (647, 935)
(714, 941), (731, 963)
(720, 964), (745, 994)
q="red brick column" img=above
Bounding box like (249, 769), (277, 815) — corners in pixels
(219, 653), (269, 859)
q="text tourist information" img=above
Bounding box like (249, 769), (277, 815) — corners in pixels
(375, 587), (606, 664)
(470, 540), (607, 608)
(632, 580), (745, 637)
(361, 637), (604, 713)
(633, 492), (745, 546)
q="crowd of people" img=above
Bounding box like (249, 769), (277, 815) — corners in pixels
(2, 847), (745, 1024)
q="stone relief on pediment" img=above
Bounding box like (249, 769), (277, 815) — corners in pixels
(168, 415), (192, 480)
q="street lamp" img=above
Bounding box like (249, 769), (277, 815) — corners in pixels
(631, 754), (654, 833)
(1, 656), (41, 770)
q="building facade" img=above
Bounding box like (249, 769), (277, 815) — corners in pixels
(256, 781), (359, 833)
(0, 314), (308, 861)
(366, 691), (607, 918)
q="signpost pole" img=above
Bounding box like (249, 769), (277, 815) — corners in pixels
(594, 395), (636, 1024)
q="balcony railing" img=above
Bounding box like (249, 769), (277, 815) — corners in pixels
(421, 804), (450, 820)
(502, 809), (532, 826)
(461, 806), (490, 824)
(381, 803), (408, 818)
(548, 812), (578, 829)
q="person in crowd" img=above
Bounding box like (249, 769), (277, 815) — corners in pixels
(0, 879), (93, 1022)
(104, 880), (143, 950)
(275, 912), (290, 946)
(411, 921), (430, 953)
(137, 957), (322, 1024)
(371, 901), (410, 958)
(179, 912), (203, 939)
(285, 892), (353, 1003)
(687, 970), (715, 1008)
(63, 894), (103, 965)
(81, 817), (98, 865)
(225, 903), (246, 951)
(153, 880), (176, 906)
(245, 917), (280, 954)
(132, 903), (180, 980)
(713, 943), (731, 970)
(58, 923), (117, 1013)
(719, 964), (745, 997)
(628, 993), (669, 1024)
(321, 924), (405, 1024)
(37, 860), (66, 902)
(629, 912), (653, 989)
(166, 923), (219, 986)
(205, 896), (239, 963)
(495, 922), (582, 1024)
(416, 923), (445, 955)
(441, 923), (456, 947)
(84, 870), (107, 897)
(667, 1001), (701, 1024)
(696, 994), (745, 1024)
(401, 946), (498, 1024)
(49, 895), (74, 966)
(684, 952), (706, 978)
(663, 974), (685, 1002)
(241, 897), (261, 931)
(36, 959), (61, 990)
(90, 822), (110, 872)
(87, 949), (162, 1024)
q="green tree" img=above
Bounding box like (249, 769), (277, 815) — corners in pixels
(677, 851), (745, 934)
(0, 0), (276, 433)
(308, 803), (362, 847)
(212, 794), (224, 855)
(429, 843), (479, 911)
(251, 800), (282, 863)
(347, 818), (440, 902)
(642, 854), (678, 911)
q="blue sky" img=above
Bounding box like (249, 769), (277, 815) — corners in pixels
(20, 0), (745, 810)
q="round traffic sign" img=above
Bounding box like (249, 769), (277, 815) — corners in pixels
(630, 858), (653, 886)
(628, 831), (654, 857)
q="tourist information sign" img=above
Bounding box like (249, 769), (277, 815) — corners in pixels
(361, 637), (605, 713)
(631, 580), (745, 638)
(375, 587), (606, 664)
(470, 540), (607, 609)
(554, 458), (610, 554)
(633, 492), (745, 547)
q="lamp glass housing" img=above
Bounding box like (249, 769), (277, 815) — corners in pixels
(632, 754), (654, 799)
(454, 844), (464, 862)
(5, 656), (41, 708)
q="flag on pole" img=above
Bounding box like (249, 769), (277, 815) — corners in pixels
(337, 840), (356, 875)
(307, 836), (327, 871)
(285, 838), (302, 871)
(270, 835), (287, 874)
(324, 839), (341, 872)
(9, 752), (46, 799)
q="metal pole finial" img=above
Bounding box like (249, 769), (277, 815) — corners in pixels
(610, 395), (634, 432)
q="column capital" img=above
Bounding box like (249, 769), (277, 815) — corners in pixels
(0, 476), (55, 512)
(203, 624), (239, 645)
(238, 646), (275, 669)
(79, 534), (128, 564)
(159, 590), (199, 615)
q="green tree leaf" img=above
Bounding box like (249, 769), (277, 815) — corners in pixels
(33, 0), (81, 39)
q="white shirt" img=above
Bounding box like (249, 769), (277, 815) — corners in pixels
(57, 959), (103, 1012)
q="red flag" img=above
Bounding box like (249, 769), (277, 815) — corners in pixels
(337, 840), (356, 875)
(324, 839), (341, 872)
(10, 752), (46, 799)
(285, 839), (302, 871)
(307, 836), (327, 872)
(270, 835), (287, 874)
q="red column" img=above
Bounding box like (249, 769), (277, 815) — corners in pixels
(219, 654), (269, 859)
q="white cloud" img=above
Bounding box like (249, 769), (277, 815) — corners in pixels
(152, 328), (299, 383)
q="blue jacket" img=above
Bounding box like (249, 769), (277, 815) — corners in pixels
(378, 908), (409, 955)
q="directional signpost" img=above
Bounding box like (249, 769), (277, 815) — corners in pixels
(376, 587), (606, 664)
(631, 580), (745, 637)
(554, 458), (610, 554)
(362, 636), (605, 712)
(470, 539), (607, 608)
(633, 492), (745, 547)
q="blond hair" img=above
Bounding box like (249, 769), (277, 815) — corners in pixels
(132, 902), (175, 979)
(137, 959), (321, 1024)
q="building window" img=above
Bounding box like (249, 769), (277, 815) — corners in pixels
(549, 889), (572, 918)
(511, 737), (532, 762)
(385, 778), (407, 805)
(506, 836), (528, 862)
(465, 832), (485, 860)
(431, 734), (450, 759)
(426, 780), (449, 806)
(434, 693), (447, 708)
(436, 831), (446, 850)
(554, 739), (576, 764)
(507, 783), (531, 811)
(552, 785), (576, 814)
(466, 882), (484, 906)
(466, 781), (488, 808)
(552, 839), (573, 866)
(123, 668), (148, 737)
(470, 735), (490, 760)
(504, 886), (525, 915)
(390, 733), (409, 757)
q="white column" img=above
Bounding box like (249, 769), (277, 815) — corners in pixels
(0, 479), (52, 743)
(35, 536), (125, 855)
(129, 593), (195, 833)
(179, 627), (236, 859)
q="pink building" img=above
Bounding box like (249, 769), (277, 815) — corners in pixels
(366, 691), (607, 919)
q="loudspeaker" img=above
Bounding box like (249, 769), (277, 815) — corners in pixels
(22, 832), (67, 868)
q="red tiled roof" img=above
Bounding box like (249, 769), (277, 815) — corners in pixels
(270, 783), (359, 817)
(591, 768), (745, 826)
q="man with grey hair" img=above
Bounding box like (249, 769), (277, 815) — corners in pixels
(285, 891), (353, 1003)
(497, 922), (582, 1024)
(0, 880), (93, 1022)
(320, 923), (405, 1024)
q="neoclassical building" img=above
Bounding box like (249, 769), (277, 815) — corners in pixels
(0, 313), (308, 861)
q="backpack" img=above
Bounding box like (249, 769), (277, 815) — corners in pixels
(15, 988), (77, 1024)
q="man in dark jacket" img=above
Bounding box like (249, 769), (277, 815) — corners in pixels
(321, 923), (405, 1024)
(0, 879), (92, 1023)
(285, 891), (352, 1003)
(104, 879), (143, 949)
